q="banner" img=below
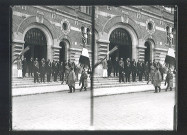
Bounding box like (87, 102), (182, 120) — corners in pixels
(165, 48), (175, 66)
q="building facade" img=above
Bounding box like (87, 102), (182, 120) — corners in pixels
(94, 6), (175, 76)
(12, 6), (175, 77)
(12, 6), (92, 77)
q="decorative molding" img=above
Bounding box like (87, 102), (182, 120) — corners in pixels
(154, 48), (168, 52)
(97, 39), (110, 44)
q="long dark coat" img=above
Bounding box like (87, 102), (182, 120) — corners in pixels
(153, 70), (162, 87)
(46, 62), (52, 75)
(79, 71), (88, 87)
(165, 72), (173, 88)
(67, 70), (76, 87)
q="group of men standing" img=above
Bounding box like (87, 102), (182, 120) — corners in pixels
(103, 57), (168, 83)
(102, 57), (174, 93)
(17, 56), (89, 93)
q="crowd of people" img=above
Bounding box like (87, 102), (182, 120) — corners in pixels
(16, 56), (89, 93)
(16, 56), (175, 93)
(102, 57), (175, 93)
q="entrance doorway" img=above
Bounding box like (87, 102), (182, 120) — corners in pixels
(59, 41), (66, 63)
(24, 28), (47, 61)
(109, 28), (132, 61)
(144, 41), (151, 63)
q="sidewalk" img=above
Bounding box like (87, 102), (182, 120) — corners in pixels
(94, 82), (176, 97)
(12, 81), (175, 97)
(12, 82), (90, 97)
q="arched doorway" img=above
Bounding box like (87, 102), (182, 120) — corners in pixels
(24, 28), (47, 61)
(144, 41), (151, 63)
(59, 39), (69, 63)
(109, 28), (132, 61)
(144, 40), (154, 63)
(59, 41), (66, 63)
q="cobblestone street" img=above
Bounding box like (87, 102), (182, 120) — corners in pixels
(12, 90), (91, 130)
(94, 90), (175, 130)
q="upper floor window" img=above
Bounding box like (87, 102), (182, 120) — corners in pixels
(166, 26), (174, 45)
(79, 6), (92, 15)
(87, 28), (91, 45)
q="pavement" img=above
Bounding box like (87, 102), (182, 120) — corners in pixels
(94, 90), (175, 130)
(12, 90), (91, 130)
(12, 80), (176, 97)
(12, 82), (89, 96)
(94, 81), (176, 97)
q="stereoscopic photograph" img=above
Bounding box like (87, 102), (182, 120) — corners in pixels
(11, 5), (177, 131)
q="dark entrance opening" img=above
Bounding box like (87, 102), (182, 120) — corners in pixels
(24, 28), (47, 61)
(109, 28), (132, 61)
(144, 41), (151, 63)
(59, 41), (66, 63)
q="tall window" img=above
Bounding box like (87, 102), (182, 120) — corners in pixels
(87, 28), (91, 45)
(166, 26), (170, 44)
(79, 6), (91, 15)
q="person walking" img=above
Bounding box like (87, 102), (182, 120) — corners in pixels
(165, 68), (173, 91)
(153, 67), (162, 93)
(79, 68), (88, 91)
(119, 58), (124, 83)
(17, 55), (23, 78)
(102, 59), (108, 78)
(67, 67), (76, 93)
(22, 57), (27, 77)
(33, 58), (39, 83)
(28, 57), (34, 77)
(77, 63), (83, 82)
(113, 57), (119, 77)
(107, 57), (113, 77)
(46, 59), (52, 82)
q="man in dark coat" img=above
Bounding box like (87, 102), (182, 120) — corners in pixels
(40, 59), (46, 83)
(59, 62), (64, 82)
(165, 68), (173, 91)
(28, 57), (34, 77)
(125, 61), (131, 82)
(22, 58), (27, 77)
(131, 60), (137, 82)
(138, 62), (144, 81)
(113, 57), (119, 77)
(107, 57), (113, 77)
(136, 59), (141, 78)
(51, 60), (55, 77)
(119, 58), (124, 83)
(79, 68), (88, 91)
(33, 58), (39, 83)
(53, 61), (59, 82)
(153, 59), (157, 67)
(46, 59), (52, 82)
(144, 61), (149, 81)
